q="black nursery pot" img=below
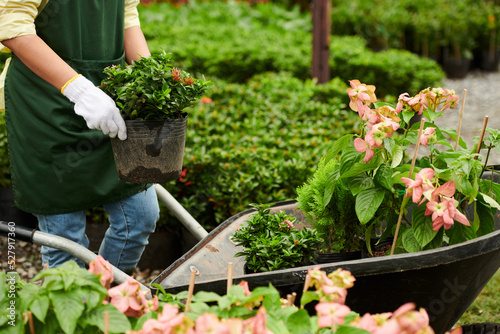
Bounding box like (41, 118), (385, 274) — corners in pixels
(110, 118), (187, 184)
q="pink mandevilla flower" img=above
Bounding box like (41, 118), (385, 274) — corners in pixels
(242, 307), (273, 334)
(420, 127), (436, 146)
(108, 277), (143, 317)
(315, 302), (351, 329)
(195, 313), (230, 334)
(401, 168), (435, 203)
(354, 137), (375, 163)
(88, 254), (113, 288)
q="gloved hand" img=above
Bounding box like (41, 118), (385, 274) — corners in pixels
(62, 75), (127, 140)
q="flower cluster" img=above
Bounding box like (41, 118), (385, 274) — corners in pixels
(131, 298), (273, 334)
(348, 80), (459, 163)
(402, 168), (470, 231)
(86, 258), (466, 334)
(89, 255), (159, 318)
(305, 267), (437, 334)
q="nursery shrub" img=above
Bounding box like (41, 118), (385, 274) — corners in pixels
(139, 2), (444, 97)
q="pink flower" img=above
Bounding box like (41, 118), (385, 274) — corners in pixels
(88, 255), (113, 288)
(354, 137), (375, 162)
(108, 277), (142, 317)
(315, 302), (351, 328)
(320, 285), (347, 304)
(401, 176), (423, 203)
(395, 93), (411, 114)
(195, 313), (230, 334)
(402, 168), (436, 204)
(328, 268), (355, 288)
(347, 80), (377, 117)
(420, 127), (436, 146)
(242, 307), (273, 334)
(425, 196), (470, 231)
(239, 280), (252, 296)
(139, 290), (159, 314)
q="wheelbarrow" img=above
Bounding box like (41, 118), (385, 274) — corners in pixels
(0, 184), (209, 295)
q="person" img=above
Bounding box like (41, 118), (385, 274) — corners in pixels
(0, 0), (160, 273)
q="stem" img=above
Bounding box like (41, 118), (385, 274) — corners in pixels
(391, 119), (425, 255)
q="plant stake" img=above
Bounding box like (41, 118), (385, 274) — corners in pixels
(27, 311), (35, 334)
(475, 116), (489, 157)
(454, 89), (467, 151)
(227, 262), (233, 294)
(391, 119), (425, 255)
(104, 311), (109, 334)
(185, 267), (197, 312)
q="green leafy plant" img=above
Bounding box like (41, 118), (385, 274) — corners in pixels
(297, 80), (500, 255)
(0, 261), (131, 334)
(296, 157), (364, 253)
(100, 51), (211, 120)
(231, 203), (323, 272)
(1, 259), (453, 333)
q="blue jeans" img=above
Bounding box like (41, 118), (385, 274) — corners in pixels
(35, 186), (159, 272)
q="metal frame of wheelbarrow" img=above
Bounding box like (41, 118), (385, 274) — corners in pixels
(0, 184), (209, 296)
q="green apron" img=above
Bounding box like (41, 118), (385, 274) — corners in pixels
(5, 0), (145, 214)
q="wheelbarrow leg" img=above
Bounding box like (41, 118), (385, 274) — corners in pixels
(154, 184), (208, 241)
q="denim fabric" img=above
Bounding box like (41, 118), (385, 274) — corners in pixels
(35, 186), (159, 272)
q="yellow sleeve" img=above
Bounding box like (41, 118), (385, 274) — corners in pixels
(0, 0), (45, 53)
(125, 0), (141, 30)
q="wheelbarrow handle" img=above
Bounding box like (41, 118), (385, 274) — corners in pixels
(0, 221), (151, 296)
(0, 221), (36, 243)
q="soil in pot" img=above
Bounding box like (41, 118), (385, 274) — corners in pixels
(111, 118), (187, 184)
(361, 237), (394, 258)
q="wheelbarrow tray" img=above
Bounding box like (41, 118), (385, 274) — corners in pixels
(151, 200), (500, 334)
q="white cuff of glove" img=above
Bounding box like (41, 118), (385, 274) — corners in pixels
(62, 75), (127, 140)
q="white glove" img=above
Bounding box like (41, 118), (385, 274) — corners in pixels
(62, 75), (127, 140)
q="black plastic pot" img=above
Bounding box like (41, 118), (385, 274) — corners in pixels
(110, 118), (187, 184)
(153, 200), (500, 334)
(442, 56), (471, 79)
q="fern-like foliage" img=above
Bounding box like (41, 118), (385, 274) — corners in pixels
(296, 157), (365, 252)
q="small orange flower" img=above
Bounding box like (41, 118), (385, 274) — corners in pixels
(171, 68), (181, 82)
(200, 97), (212, 104)
(182, 76), (195, 85)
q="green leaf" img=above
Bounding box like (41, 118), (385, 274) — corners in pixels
(355, 188), (386, 224)
(475, 195), (495, 237)
(447, 221), (476, 245)
(391, 144), (404, 168)
(82, 304), (131, 333)
(324, 134), (354, 162)
(49, 290), (85, 334)
(192, 291), (222, 303)
(300, 290), (319, 307)
(348, 174), (374, 196)
(336, 326), (372, 334)
(374, 164), (393, 191)
(286, 309), (311, 334)
(29, 295), (50, 324)
(411, 204), (438, 248)
(402, 228), (421, 253)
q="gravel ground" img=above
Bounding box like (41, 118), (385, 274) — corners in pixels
(438, 70), (500, 165)
(1, 69), (500, 286)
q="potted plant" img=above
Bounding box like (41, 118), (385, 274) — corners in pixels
(100, 51), (211, 184)
(297, 79), (500, 256)
(231, 203), (323, 273)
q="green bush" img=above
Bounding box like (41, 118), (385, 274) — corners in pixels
(139, 2), (444, 97)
